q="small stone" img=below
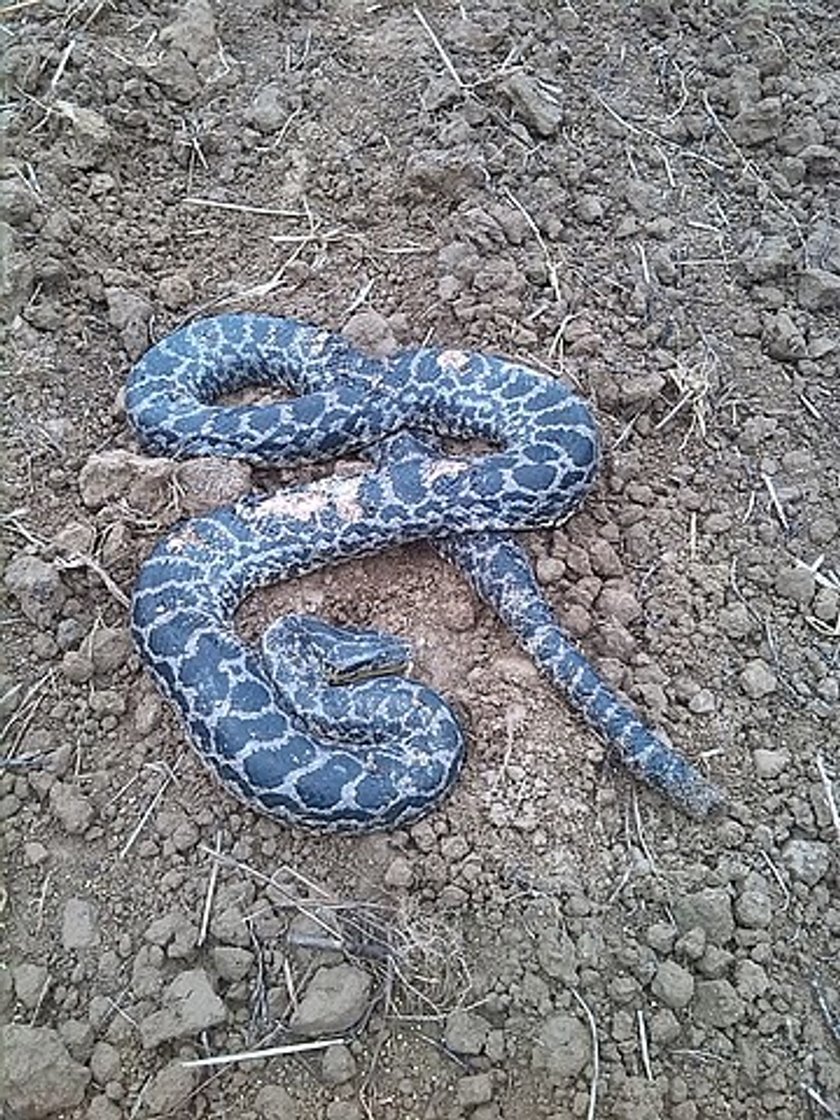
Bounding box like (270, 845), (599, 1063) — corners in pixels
(739, 660), (777, 699)
(12, 962), (49, 1009)
(4, 554), (66, 628)
(90, 627), (132, 674)
(247, 82), (293, 134)
(175, 458), (252, 516)
(343, 309), (398, 358)
(444, 1008), (491, 1055)
(763, 309), (807, 361)
(211, 946), (253, 983)
(383, 855), (414, 889)
(159, 0), (217, 64)
(798, 268), (840, 311)
(157, 273), (194, 310)
(734, 960), (769, 1002)
(597, 586), (642, 625)
(651, 960), (694, 1009)
(576, 194), (604, 223)
(49, 782), (94, 834)
(139, 968), (226, 1049)
(457, 1072), (493, 1108)
(645, 922), (677, 955)
(688, 688), (716, 715)
(589, 539), (624, 577)
(734, 887), (772, 929)
(321, 1043), (357, 1087)
(255, 1083), (300, 1120)
(672, 888), (734, 945)
(89, 1040), (121, 1084)
(781, 839), (830, 886)
(693, 979), (745, 1027)
(142, 1060), (198, 1117)
(532, 1014), (591, 1082)
(61, 649), (94, 684)
(774, 566), (815, 605)
(289, 964), (372, 1036)
(0, 1024), (90, 1117)
(62, 897), (99, 949)
(503, 72), (562, 136)
(752, 748), (790, 778)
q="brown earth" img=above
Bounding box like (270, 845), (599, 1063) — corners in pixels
(1, 2), (838, 1119)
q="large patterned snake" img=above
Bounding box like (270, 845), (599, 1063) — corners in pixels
(126, 314), (722, 831)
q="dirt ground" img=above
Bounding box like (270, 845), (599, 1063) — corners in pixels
(1, 1), (838, 1118)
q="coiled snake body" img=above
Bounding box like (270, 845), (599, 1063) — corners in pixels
(127, 314), (721, 831)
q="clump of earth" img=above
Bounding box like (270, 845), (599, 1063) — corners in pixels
(1, 2), (837, 1119)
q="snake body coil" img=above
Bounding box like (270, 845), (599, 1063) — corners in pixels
(127, 314), (721, 831)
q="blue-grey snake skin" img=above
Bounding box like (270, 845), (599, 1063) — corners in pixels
(126, 314), (722, 831)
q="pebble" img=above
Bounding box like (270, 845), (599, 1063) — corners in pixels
(62, 898), (100, 949)
(752, 748), (790, 778)
(383, 854), (414, 889)
(211, 946), (253, 982)
(0, 1024), (91, 1117)
(160, 0), (217, 64)
(780, 839), (830, 886)
(139, 968), (226, 1049)
(739, 660), (777, 699)
(651, 960), (694, 1009)
(457, 1072), (494, 1107)
(734, 886), (772, 929)
(688, 688), (716, 715)
(255, 1083), (300, 1120)
(4, 554), (67, 628)
(672, 888), (735, 945)
(597, 585), (642, 625)
(289, 964), (372, 1036)
(797, 267), (840, 311)
(12, 962), (49, 1009)
(89, 627), (132, 675)
(141, 1060), (197, 1117)
(321, 1043), (357, 1086)
(247, 82), (294, 134)
(89, 1040), (121, 1084)
(503, 72), (562, 136)
(762, 309), (807, 361)
(532, 1013), (591, 1082)
(444, 1008), (491, 1055)
(693, 979), (745, 1027)
(175, 458), (252, 516)
(49, 782), (94, 834)
(774, 565), (815, 605)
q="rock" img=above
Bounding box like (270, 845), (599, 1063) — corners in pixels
(255, 1083), (300, 1120)
(672, 887), (734, 944)
(79, 449), (174, 514)
(62, 897), (99, 949)
(140, 968), (226, 1048)
(457, 1072), (494, 1107)
(693, 979), (745, 1027)
(158, 273), (194, 310)
(774, 566), (815, 605)
(49, 782), (94, 834)
(54, 100), (111, 168)
(321, 1043), (357, 1086)
(798, 268), (840, 311)
(105, 287), (153, 357)
(247, 82), (295, 133)
(781, 839), (830, 886)
(343, 310), (399, 358)
(383, 854), (414, 889)
(589, 539), (624, 577)
(145, 909), (198, 958)
(597, 585), (642, 625)
(160, 0), (217, 64)
(688, 688), (716, 715)
(89, 1040), (121, 1084)
(730, 97), (782, 145)
(444, 1008), (491, 1055)
(4, 554), (66, 628)
(12, 962), (49, 1009)
(289, 964), (372, 1036)
(734, 885), (772, 929)
(763, 310), (807, 361)
(651, 960), (694, 1009)
(142, 1060), (197, 1116)
(752, 748), (790, 778)
(0, 1024), (91, 1118)
(735, 960), (770, 1002)
(503, 72), (563, 136)
(175, 457), (253, 516)
(532, 1013), (591, 1082)
(211, 946), (253, 982)
(90, 626), (133, 674)
(739, 660), (777, 699)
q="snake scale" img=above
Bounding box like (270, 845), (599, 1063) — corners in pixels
(126, 314), (722, 831)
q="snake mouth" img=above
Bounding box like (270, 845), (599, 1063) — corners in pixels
(328, 658), (414, 685)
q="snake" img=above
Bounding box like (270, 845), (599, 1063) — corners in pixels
(126, 313), (722, 832)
